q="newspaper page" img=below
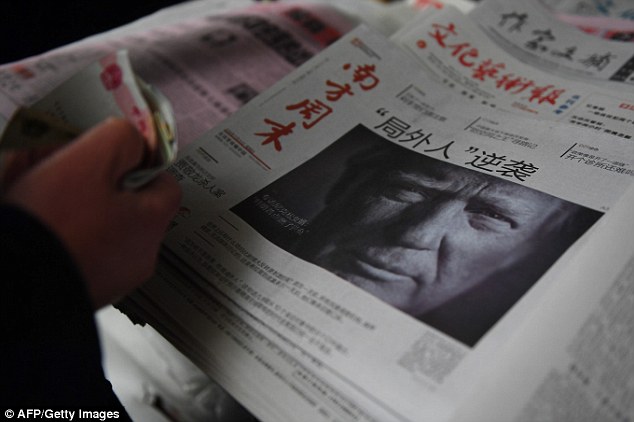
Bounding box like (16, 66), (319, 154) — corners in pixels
(390, 4), (634, 141)
(0, 50), (178, 189)
(0, 2), (353, 418)
(468, 0), (634, 84)
(0, 1), (358, 148)
(450, 175), (634, 422)
(121, 25), (634, 422)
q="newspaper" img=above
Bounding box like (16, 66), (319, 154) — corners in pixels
(120, 24), (634, 422)
(0, 1), (358, 148)
(468, 0), (634, 84)
(0, 50), (177, 189)
(542, 0), (634, 43)
(390, 4), (634, 141)
(0, 2), (362, 419)
(4, 1), (632, 420)
(451, 171), (634, 422)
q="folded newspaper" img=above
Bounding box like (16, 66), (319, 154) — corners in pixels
(118, 23), (634, 422)
(469, 0), (634, 85)
(390, 3), (634, 137)
(3, 1), (634, 421)
(0, 50), (177, 189)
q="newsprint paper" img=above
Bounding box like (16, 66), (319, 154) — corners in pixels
(121, 25), (634, 422)
(469, 0), (634, 85)
(390, 3), (634, 139)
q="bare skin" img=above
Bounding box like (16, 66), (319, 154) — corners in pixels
(4, 118), (182, 308)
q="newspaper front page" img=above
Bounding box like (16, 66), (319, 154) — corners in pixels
(469, 0), (634, 85)
(390, 4), (634, 141)
(121, 25), (634, 421)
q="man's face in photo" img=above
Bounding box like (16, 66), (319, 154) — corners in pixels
(300, 155), (568, 315)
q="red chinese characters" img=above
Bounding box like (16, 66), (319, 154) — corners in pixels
(255, 61), (381, 151)
(346, 63), (380, 91)
(325, 80), (353, 101)
(422, 22), (565, 106)
(254, 118), (297, 152)
(286, 99), (333, 129)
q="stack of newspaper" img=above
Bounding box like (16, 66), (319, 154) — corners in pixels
(2, 0), (633, 421)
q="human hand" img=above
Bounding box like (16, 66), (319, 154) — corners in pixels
(1, 145), (62, 191)
(5, 118), (182, 308)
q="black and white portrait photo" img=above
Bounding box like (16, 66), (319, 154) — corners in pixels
(232, 125), (602, 346)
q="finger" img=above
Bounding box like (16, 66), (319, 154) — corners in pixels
(1, 144), (65, 189)
(70, 118), (147, 185)
(1, 150), (33, 189)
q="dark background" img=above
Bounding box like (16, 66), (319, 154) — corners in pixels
(1, 2), (187, 64)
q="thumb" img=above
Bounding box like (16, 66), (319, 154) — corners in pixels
(69, 118), (147, 186)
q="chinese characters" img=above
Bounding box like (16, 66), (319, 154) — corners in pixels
(421, 22), (566, 105)
(254, 57), (381, 151)
(374, 114), (539, 182)
(496, 9), (620, 71)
